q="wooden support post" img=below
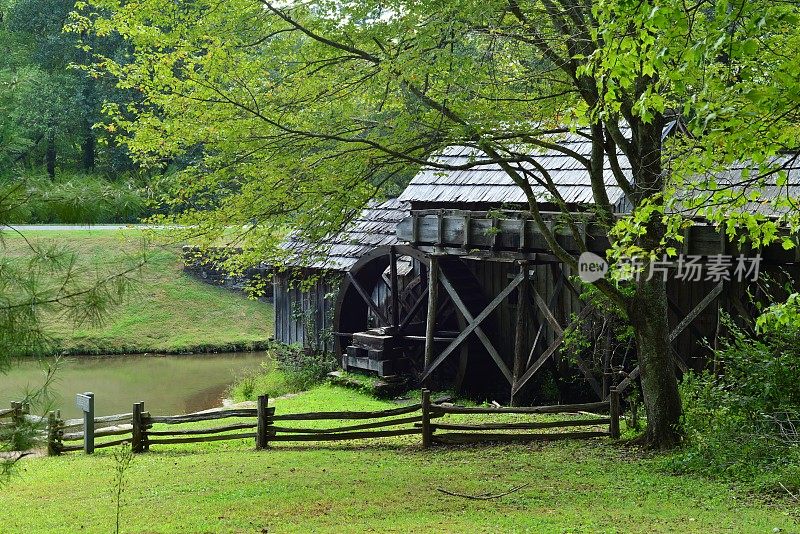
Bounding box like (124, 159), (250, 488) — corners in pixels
(424, 256), (440, 373)
(389, 245), (400, 331)
(511, 262), (529, 406)
(132, 402), (145, 453)
(421, 389), (432, 448)
(609, 387), (620, 439)
(256, 394), (270, 450)
(46, 411), (60, 456)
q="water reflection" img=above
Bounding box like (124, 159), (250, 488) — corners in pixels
(0, 352), (266, 419)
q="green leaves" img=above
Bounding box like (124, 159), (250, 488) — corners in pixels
(63, 0), (800, 277)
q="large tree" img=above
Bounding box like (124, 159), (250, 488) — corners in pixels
(73, 0), (800, 448)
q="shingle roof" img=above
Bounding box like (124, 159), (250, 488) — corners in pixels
(677, 155), (800, 217)
(398, 135), (800, 219)
(282, 198), (409, 271)
(398, 134), (631, 209)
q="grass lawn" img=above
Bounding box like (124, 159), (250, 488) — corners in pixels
(1, 385), (796, 533)
(2, 229), (274, 354)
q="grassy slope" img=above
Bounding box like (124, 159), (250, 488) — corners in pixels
(3, 229), (274, 354)
(2, 385), (796, 533)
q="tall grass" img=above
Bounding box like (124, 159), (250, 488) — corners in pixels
(0, 171), (147, 224)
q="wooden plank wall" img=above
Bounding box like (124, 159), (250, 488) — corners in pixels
(274, 270), (341, 352)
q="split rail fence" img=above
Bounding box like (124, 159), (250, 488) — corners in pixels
(3, 388), (621, 455)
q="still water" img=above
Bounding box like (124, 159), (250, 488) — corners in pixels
(0, 352), (266, 419)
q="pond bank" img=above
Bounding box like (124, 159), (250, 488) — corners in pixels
(2, 229), (275, 356)
(52, 339), (273, 357)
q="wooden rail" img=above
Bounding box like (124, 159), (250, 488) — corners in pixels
(420, 388), (621, 446)
(6, 388), (622, 456)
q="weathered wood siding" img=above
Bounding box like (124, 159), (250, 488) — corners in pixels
(273, 270), (341, 352)
(460, 259), (582, 368)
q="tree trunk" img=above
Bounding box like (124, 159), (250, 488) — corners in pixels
(45, 131), (56, 178)
(628, 274), (682, 449)
(625, 116), (682, 448)
(81, 127), (96, 171)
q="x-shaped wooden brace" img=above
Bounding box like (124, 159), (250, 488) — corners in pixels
(511, 304), (599, 398)
(511, 263), (603, 399)
(525, 269), (564, 368)
(346, 271), (389, 327)
(421, 270), (522, 384)
(616, 281), (724, 395)
(398, 287), (429, 332)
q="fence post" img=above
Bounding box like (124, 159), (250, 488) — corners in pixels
(421, 389), (432, 448)
(609, 387), (620, 439)
(46, 411), (61, 456)
(132, 402), (145, 453)
(256, 394), (270, 450)
(142, 410), (151, 452)
(10, 401), (23, 428)
(81, 392), (95, 454)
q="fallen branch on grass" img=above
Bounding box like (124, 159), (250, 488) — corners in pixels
(779, 482), (799, 502)
(436, 482), (530, 500)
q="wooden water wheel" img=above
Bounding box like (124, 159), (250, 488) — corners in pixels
(333, 245), (490, 389)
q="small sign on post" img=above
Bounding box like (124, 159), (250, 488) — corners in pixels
(76, 392), (95, 454)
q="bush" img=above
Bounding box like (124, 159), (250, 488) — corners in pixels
(668, 314), (800, 492)
(1, 171), (148, 224)
(228, 344), (337, 402)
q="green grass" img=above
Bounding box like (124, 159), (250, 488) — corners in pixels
(2, 229), (274, 354)
(1, 385), (797, 533)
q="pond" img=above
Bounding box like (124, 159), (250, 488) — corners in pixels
(0, 352), (266, 419)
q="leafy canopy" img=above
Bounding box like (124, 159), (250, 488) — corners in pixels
(69, 0), (800, 269)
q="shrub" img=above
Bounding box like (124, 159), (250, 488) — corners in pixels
(1, 171), (148, 224)
(668, 313), (800, 492)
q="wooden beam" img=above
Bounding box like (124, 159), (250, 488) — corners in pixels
(532, 286), (564, 336)
(389, 246), (400, 329)
(670, 347), (690, 374)
(424, 256), (440, 370)
(512, 263), (529, 406)
(730, 291), (755, 330)
(616, 367), (640, 394)
(667, 297), (707, 342)
(668, 282), (723, 343)
(423, 272), (519, 384)
(346, 271), (389, 327)
(398, 287), (429, 333)
(525, 270), (565, 367)
(573, 350), (604, 399)
(512, 305), (595, 396)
